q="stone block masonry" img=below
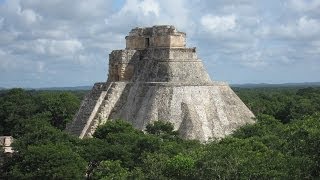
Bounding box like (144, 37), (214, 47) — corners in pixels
(65, 82), (111, 138)
(66, 25), (255, 141)
(0, 136), (13, 153)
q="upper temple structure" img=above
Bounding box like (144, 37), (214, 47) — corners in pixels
(66, 25), (255, 142)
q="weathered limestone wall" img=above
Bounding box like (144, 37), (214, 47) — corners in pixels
(126, 25), (186, 49)
(130, 48), (212, 83)
(104, 82), (254, 142)
(66, 25), (255, 141)
(0, 136), (13, 153)
(65, 82), (111, 138)
(145, 48), (197, 60)
(126, 35), (186, 49)
(108, 50), (139, 82)
(84, 82), (128, 137)
(107, 48), (210, 83)
(151, 35), (185, 48)
(152, 35), (171, 48)
(125, 36), (146, 49)
(68, 81), (255, 141)
(169, 35), (186, 48)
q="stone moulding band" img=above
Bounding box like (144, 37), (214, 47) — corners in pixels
(157, 59), (201, 62)
(103, 81), (229, 86)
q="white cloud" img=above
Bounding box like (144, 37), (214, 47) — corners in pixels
(296, 16), (320, 37)
(20, 0), (112, 20)
(0, 0), (320, 87)
(10, 39), (84, 58)
(201, 14), (236, 33)
(0, 17), (4, 29)
(119, 0), (159, 16)
(36, 61), (45, 73)
(139, 0), (160, 16)
(254, 26), (270, 37)
(105, 0), (191, 35)
(20, 9), (41, 24)
(240, 51), (267, 68)
(288, 0), (320, 13)
(0, 31), (19, 45)
(33, 39), (83, 56)
(269, 16), (320, 40)
(0, 49), (11, 70)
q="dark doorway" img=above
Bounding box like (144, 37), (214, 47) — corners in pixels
(114, 65), (119, 81)
(145, 38), (150, 48)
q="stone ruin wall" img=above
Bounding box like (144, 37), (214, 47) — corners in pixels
(125, 25), (186, 50)
(66, 25), (255, 141)
(107, 50), (138, 82)
(66, 82), (111, 137)
(0, 136), (13, 153)
(107, 48), (209, 83)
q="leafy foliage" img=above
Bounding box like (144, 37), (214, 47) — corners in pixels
(234, 87), (320, 123)
(146, 121), (178, 136)
(37, 92), (80, 130)
(0, 87), (320, 179)
(92, 160), (129, 180)
(0, 89), (38, 135)
(0, 89), (80, 136)
(10, 143), (86, 179)
(165, 153), (196, 179)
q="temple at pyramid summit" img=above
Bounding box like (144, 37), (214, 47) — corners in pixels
(66, 25), (255, 141)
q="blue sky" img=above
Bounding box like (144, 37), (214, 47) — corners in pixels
(0, 0), (319, 88)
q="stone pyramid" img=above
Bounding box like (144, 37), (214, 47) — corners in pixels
(66, 25), (255, 142)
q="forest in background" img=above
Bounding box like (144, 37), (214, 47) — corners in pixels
(0, 87), (320, 179)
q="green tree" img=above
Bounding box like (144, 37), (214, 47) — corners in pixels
(284, 113), (320, 177)
(196, 137), (311, 179)
(78, 138), (115, 178)
(146, 121), (178, 137)
(37, 92), (80, 130)
(93, 120), (142, 140)
(9, 143), (86, 179)
(165, 153), (196, 179)
(140, 153), (169, 180)
(11, 116), (78, 151)
(92, 160), (129, 180)
(232, 114), (284, 139)
(93, 120), (149, 169)
(0, 89), (38, 135)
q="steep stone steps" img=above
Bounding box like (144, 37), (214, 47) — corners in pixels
(83, 82), (128, 137)
(65, 82), (111, 137)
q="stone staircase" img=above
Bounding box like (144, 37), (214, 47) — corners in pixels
(65, 82), (112, 137)
(120, 65), (126, 80)
(84, 82), (128, 137)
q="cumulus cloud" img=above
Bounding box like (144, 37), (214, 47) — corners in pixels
(288, 0), (320, 14)
(201, 14), (236, 33)
(0, 0), (319, 87)
(31, 39), (83, 56)
(24, 9), (41, 23)
(240, 51), (268, 68)
(139, 0), (160, 16)
(273, 16), (320, 40)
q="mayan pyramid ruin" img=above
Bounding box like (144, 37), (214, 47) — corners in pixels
(66, 25), (255, 142)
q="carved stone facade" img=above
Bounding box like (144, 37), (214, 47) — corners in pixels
(66, 25), (255, 141)
(107, 50), (137, 82)
(126, 25), (186, 49)
(0, 136), (13, 153)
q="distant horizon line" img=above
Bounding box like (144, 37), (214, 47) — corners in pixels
(1, 81), (320, 90)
